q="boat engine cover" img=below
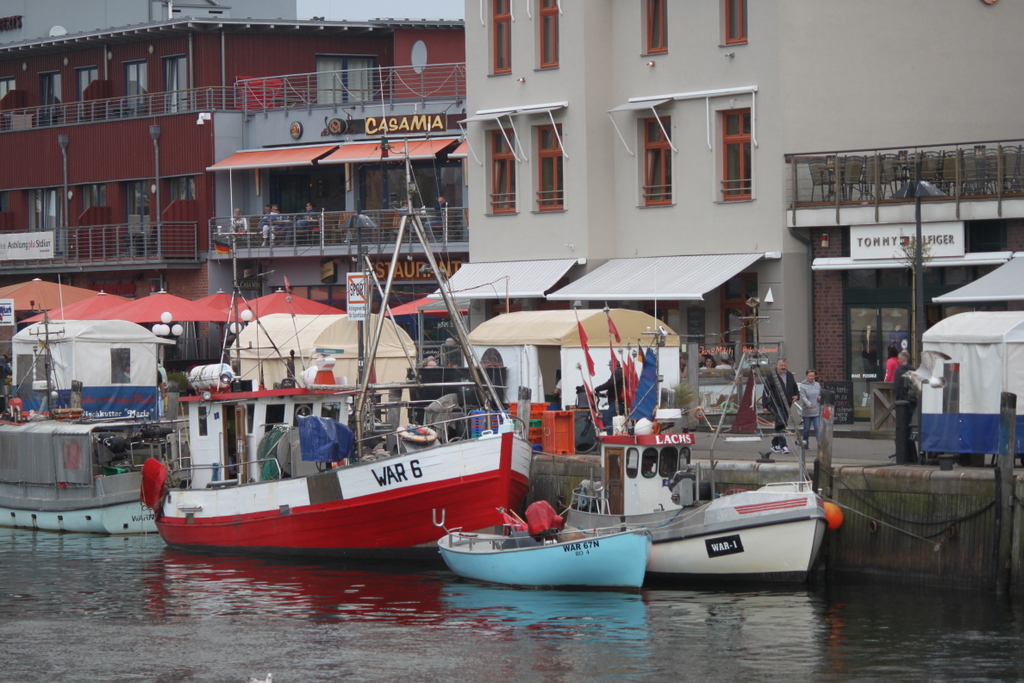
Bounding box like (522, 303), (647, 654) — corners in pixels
(526, 500), (565, 539)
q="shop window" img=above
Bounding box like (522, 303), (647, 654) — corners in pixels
(643, 117), (672, 205)
(966, 220), (1006, 252)
(721, 272), (757, 345)
(645, 0), (667, 54)
(537, 124), (564, 210)
(491, 130), (517, 213)
(722, 109), (752, 200)
(493, 0), (512, 74)
(539, 0), (559, 68)
(724, 0), (747, 45)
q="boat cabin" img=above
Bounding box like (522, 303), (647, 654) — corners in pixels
(598, 433), (696, 515)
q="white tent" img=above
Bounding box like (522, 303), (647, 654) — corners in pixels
(467, 309), (680, 408)
(920, 311), (1024, 455)
(12, 319), (168, 418)
(233, 313), (415, 388)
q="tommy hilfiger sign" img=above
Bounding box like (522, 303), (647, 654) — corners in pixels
(850, 221), (964, 260)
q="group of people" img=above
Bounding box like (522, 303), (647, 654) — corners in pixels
(761, 358), (822, 454)
(226, 203), (322, 247)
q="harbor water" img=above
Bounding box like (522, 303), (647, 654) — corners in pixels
(3, 527), (1024, 682)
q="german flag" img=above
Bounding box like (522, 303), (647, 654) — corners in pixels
(213, 237), (231, 255)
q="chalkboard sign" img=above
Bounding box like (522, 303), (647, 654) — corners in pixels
(687, 307), (705, 344)
(824, 380), (854, 425)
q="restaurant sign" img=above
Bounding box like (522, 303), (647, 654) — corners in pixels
(322, 114), (451, 137)
(850, 221), (964, 260)
(0, 231), (54, 260)
(370, 258), (463, 282)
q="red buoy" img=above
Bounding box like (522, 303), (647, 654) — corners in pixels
(140, 458), (168, 512)
(823, 501), (844, 530)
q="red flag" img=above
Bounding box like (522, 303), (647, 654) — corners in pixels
(623, 348), (640, 409)
(577, 319), (595, 376)
(581, 379), (604, 431)
(606, 312), (622, 343)
(283, 276), (292, 295)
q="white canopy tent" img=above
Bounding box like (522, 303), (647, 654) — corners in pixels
(467, 309), (680, 408)
(233, 313), (415, 388)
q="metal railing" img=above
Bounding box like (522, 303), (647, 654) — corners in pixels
(786, 139), (1024, 211)
(236, 63), (466, 113)
(208, 208), (468, 256)
(0, 63), (467, 132)
(0, 87), (236, 131)
(0, 221), (199, 268)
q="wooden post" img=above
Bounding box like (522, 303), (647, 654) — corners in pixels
(816, 389), (835, 498)
(995, 391), (1016, 594)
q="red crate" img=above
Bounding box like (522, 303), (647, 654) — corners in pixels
(542, 410), (575, 455)
(528, 427), (544, 445)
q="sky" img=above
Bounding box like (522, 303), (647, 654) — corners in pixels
(295, 0), (465, 21)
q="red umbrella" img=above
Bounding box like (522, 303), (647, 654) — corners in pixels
(195, 290), (240, 316)
(386, 296), (466, 317)
(248, 291), (344, 317)
(0, 279), (100, 312)
(96, 291), (227, 324)
(22, 291), (128, 323)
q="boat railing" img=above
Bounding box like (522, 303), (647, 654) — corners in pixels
(172, 456), (284, 487)
(568, 482), (610, 515)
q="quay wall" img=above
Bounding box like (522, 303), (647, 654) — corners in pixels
(527, 455), (1024, 591)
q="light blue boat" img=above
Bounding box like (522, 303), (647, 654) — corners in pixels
(437, 526), (652, 589)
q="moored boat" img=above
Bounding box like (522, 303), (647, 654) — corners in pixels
(565, 432), (826, 583)
(438, 501), (652, 589)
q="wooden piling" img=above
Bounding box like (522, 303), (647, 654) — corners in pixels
(996, 391), (1017, 593)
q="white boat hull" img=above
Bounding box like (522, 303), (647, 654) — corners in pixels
(0, 498), (156, 535)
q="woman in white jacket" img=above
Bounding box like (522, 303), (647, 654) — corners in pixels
(798, 369), (821, 449)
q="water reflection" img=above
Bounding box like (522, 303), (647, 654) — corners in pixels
(5, 527), (1024, 682)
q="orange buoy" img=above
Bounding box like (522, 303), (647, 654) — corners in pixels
(823, 501), (844, 530)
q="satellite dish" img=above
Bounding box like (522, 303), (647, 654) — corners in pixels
(49, 26), (68, 37)
(410, 40), (428, 74)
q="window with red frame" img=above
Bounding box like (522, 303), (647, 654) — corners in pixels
(491, 130), (517, 213)
(643, 117), (672, 205)
(646, 0), (667, 54)
(722, 109), (752, 200)
(539, 0), (559, 68)
(725, 0), (747, 45)
(721, 272), (757, 345)
(537, 125), (564, 210)
(494, 0), (512, 74)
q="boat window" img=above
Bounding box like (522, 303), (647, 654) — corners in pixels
(625, 448), (639, 478)
(246, 404), (255, 434)
(110, 348), (131, 384)
(198, 405), (208, 436)
(265, 403), (285, 430)
(293, 403), (313, 426)
(659, 447), (679, 477)
(641, 448), (659, 478)
(321, 402), (342, 421)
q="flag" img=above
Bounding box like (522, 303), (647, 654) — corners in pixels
(581, 376), (604, 431)
(623, 347), (640, 409)
(283, 275), (292, 295)
(213, 237), (231, 255)
(606, 311), (622, 343)
(577, 318), (595, 376)
(629, 347), (659, 421)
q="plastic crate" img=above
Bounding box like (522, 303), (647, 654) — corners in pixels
(542, 410), (575, 455)
(528, 427), (544, 445)
(529, 419), (542, 428)
(530, 402), (547, 418)
(469, 410), (501, 438)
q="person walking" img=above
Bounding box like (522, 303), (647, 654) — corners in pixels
(892, 351), (918, 463)
(762, 357), (799, 453)
(798, 368), (822, 449)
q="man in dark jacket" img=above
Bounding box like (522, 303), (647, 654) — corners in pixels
(762, 357), (799, 453)
(892, 351), (918, 463)
(595, 364), (624, 434)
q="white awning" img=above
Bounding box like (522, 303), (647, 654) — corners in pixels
(933, 255), (1024, 303)
(432, 258), (580, 300)
(607, 98), (671, 113)
(461, 102), (569, 161)
(812, 251), (1014, 271)
(547, 253), (767, 301)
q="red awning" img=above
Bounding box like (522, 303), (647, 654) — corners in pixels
(320, 138), (458, 165)
(449, 140), (468, 159)
(207, 145), (338, 171)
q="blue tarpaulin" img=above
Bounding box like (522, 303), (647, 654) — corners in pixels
(629, 347), (659, 421)
(298, 415), (354, 462)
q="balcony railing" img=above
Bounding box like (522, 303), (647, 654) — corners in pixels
(0, 63), (467, 132)
(0, 88), (236, 131)
(0, 222), (200, 269)
(236, 63), (466, 114)
(208, 208), (468, 257)
(787, 140), (1024, 211)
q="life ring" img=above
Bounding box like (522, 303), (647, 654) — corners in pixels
(694, 407), (706, 420)
(398, 425), (437, 444)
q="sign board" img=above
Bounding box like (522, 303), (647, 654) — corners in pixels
(346, 272), (367, 322)
(0, 299), (13, 326)
(0, 231), (55, 260)
(850, 222), (964, 260)
(824, 380), (854, 425)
